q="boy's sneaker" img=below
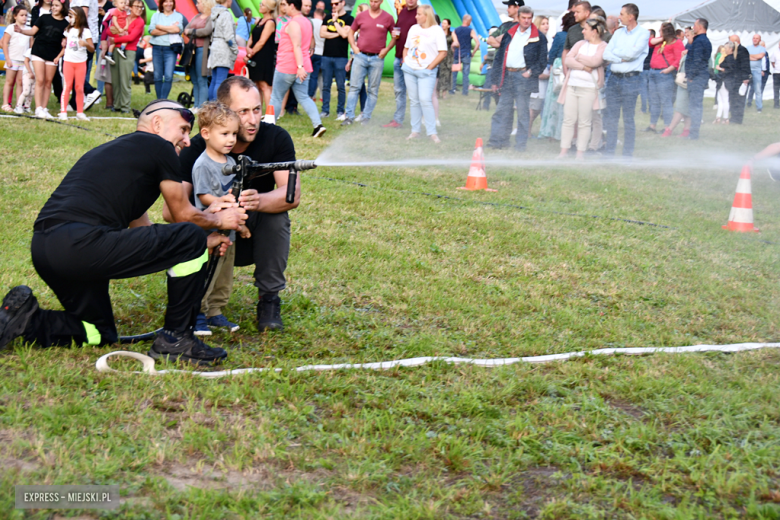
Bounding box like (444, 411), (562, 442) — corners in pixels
(382, 120), (401, 128)
(105, 53), (116, 65)
(340, 117), (353, 126)
(0, 286), (38, 351)
(149, 330), (227, 366)
(312, 124), (327, 138)
(336, 113), (346, 121)
(58, 112), (68, 121)
(116, 48), (126, 59)
(257, 294), (283, 332)
(207, 314), (240, 333)
(194, 313), (212, 336)
(319, 111), (329, 118)
(75, 113), (90, 122)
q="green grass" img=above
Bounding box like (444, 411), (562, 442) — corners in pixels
(1, 74), (780, 519)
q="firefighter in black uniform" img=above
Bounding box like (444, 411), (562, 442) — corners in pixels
(0, 100), (247, 365)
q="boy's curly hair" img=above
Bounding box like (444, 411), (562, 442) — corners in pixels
(197, 102), (240, 130)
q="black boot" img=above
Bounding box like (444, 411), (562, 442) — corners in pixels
(149, 329), (227, 365)
(257, 293), (283, 332)
(0, 286), (39, 350)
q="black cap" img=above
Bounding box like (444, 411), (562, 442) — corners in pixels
(502, 0), (524, 5)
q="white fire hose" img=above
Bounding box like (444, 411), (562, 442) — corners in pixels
(96, 342), (780, 378)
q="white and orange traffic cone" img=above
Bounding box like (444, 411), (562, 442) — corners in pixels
(262, 106), (275, 125)
(457, 138), (496, 192)
(723, 164), (759, 232)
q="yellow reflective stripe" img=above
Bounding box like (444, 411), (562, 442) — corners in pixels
(82, 321), (101, 346)
(168, 249), (208, 278)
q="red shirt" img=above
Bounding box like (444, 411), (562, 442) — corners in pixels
(394, 6), (417, 59)
(650, 39), (684, 70)
(112, 16), (145, 51)
(351, 9), (395, 54)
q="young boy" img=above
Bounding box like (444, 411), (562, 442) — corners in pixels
(103, 0), (129, 65)
(192, 102), (250, 335)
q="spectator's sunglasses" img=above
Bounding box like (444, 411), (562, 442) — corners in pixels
(145, 106), (195, 125)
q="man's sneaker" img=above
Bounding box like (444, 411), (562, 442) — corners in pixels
(194, 313), (212, 336)
(312, 124), (327, 138)
(382, 120), (402, 128)
(58, 112), (68, 121)
(340, 117), (353, 126)
(116, 48), (126, 59)
(207, 314), (240, 333)
(257, 295), (283, 332)
(84, 91), (102, 111)
(149, 330), (227, 366)
(336, 113), (346, 121)
(354, 113), (364, 122)
(104, 53), (116, 65)
(75, 113), (90, 122)
(319, 111), (329, 118)
(0, 286), (38, 351)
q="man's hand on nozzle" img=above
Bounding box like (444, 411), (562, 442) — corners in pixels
(238, 189), (262, 212)
(215, 207), (248, 231)
(207, 232), (232, 257)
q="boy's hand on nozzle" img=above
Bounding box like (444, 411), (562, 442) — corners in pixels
(218, 193), (236, 204)
(238, 224), (251, 239)
(207, 232), (232, 256)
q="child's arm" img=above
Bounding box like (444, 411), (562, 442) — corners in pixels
(198, 193), (235, 207)
(25, 57), (34, 75)
(53, 38), (66, 65)
(0, 32), (10, 63)
(18, 25), (39, 37)
(81, 36), (95, 54)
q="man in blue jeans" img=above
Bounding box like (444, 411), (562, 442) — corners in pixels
(319, 0), (353, 119)
(685, 18), (712, 140)
(452, 15), (480, 95)
(602, 3), (649, 157)
(486, 6), (547, 151)
(382, 0), (418, 128)
(341, 0), (395, 125)
(746, 34), (767, 113)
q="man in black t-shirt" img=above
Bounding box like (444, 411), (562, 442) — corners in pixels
(319, 0), (353, 119)
(175, 76), (299, 332)
(0, 101), (246, 366)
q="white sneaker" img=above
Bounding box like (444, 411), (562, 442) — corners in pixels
(75, 113), (90, 122)
(67, 104), (75, 112)
(58, 112), (68, 121)
(510, 128), (517, 136)
(13, 106), (24, 115)
(43, 108), (55, 120)
(336, 113), (346, 121)
(84, 91), (102, 111)
(354, 113), (364, 122)
(24, 106), (31, 113)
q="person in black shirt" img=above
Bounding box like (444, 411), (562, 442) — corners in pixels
(174, 76), (300, 332)
(319, 0), (353, 118)
(0, 101), (247, 366)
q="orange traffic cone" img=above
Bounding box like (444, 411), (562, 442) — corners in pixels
(457, 138), (496, 192)
(723, 164), (759, 232)
(262, 106), (275, 125)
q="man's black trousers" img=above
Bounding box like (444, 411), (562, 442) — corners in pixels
(28, 222), (208, 348)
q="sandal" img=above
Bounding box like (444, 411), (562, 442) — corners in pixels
(1, 104), (13, 113)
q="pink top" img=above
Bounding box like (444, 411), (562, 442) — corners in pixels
(276, 15), (313, 74)
(650, 39), (684, 70)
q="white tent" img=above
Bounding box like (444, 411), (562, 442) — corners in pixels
(673, 0), (780, 99)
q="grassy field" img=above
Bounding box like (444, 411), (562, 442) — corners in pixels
(1, 75), (780, 519)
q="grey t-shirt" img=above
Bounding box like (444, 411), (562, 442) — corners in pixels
(193, 151), (236, 210)
(193, 151), (237, 241)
